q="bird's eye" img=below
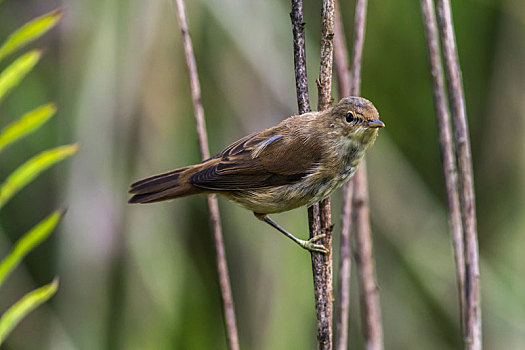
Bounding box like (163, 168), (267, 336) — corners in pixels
(345, 112), (355, 123)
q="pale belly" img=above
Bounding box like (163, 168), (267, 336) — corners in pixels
(225, 165), (358, 214)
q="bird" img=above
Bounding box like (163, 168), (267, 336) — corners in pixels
(129, 96), (384, 253)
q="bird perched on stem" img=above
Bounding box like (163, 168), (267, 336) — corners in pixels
(129, 96), (384, 253)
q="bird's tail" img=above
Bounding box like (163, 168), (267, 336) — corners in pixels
(128, 165), (203, 204)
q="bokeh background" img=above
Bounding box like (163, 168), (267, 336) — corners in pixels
(0, 0), (524, 349)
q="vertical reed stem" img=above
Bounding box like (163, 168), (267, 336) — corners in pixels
(333, 2), (352, 349)
(173, 1), (240, 349)
(337, 0), (384, 348)
(313, 0), (336, 348)
(435, 0), (482, 348)
(419, 0), (466, 335)
(291, 0), (336, 348)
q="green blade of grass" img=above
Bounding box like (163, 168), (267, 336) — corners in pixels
(0, 50), (41, 105)
(0, 9), (62, 63)
(0, 279), (59, 345)
(0, 144), (78, 209)
(0, 210), (65, 287)
(0, 103), (57, 154)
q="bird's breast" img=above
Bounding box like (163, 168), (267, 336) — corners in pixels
(309, 140), (364, 200)
(224, 140), (365, 214)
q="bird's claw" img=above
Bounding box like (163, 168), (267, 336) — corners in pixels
(300, 234), (329, 254)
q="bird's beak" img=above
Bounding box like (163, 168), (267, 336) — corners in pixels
(367, 119), (385, 128)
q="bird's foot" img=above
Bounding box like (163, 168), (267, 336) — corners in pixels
(299, 234), (329, 254)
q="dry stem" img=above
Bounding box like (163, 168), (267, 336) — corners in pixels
(290, 0), (311, 115)
(317, 0), (336, 111)
(333, 3), (352, 349)
(352, 165), (383, 350)
(336, 0), (385, 349)
(349, 0), (385, 344)
(419, 0), (466, 334)
(173, 1), (240, 349)
(348, 0), (366, 96)
(291, 0), (335, 348)
(435, 0), (482, 348)
(313, 0), (336, 348)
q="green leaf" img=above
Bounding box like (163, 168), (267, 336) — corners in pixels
(0, 210), (64, 287)
(0, 279), (59, 345)
(0, 9), (62, 63)
(0, 50), (41, 105)
(0, 103), (57, 154)
(0, 144), (78, 209)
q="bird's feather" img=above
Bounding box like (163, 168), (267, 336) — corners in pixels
(190, 129), (322, 190)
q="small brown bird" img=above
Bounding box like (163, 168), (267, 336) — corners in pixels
(129, 97), (384, 253)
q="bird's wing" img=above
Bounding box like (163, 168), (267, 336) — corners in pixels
(190, 130), (322, 190)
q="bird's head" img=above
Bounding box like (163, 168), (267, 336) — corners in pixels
(327, 96), (385, 148)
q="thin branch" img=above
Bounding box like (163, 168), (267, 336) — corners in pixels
(435, 0), (482, 348)
(348, 0), (367, 96)
(317, 0), (336, 111)
(333, 2), (352, 349)
(314, 0), (336, 349)
(334, 1), (383, 348)
(290, 0), (311, 115)
(174, 0), (208, 160)
(308, 201), (333, 349)
(419, 0), (466, 335)
(335, 190), (352, 350)
(173, 1), (240, 349)
(352, 165), (383, 350)
(291, 0), (335, 348)
(338, 0), (385, 349)
(333, 2), (351, 96)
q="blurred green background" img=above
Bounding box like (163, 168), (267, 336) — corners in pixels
(0, 0), (524, 349)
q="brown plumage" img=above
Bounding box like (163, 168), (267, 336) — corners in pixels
(129, 97), (384, 253)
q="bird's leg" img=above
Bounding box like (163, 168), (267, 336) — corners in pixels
(254, 212), (329, 254)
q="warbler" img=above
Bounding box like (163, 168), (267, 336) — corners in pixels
(129, 96), (384, 253)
